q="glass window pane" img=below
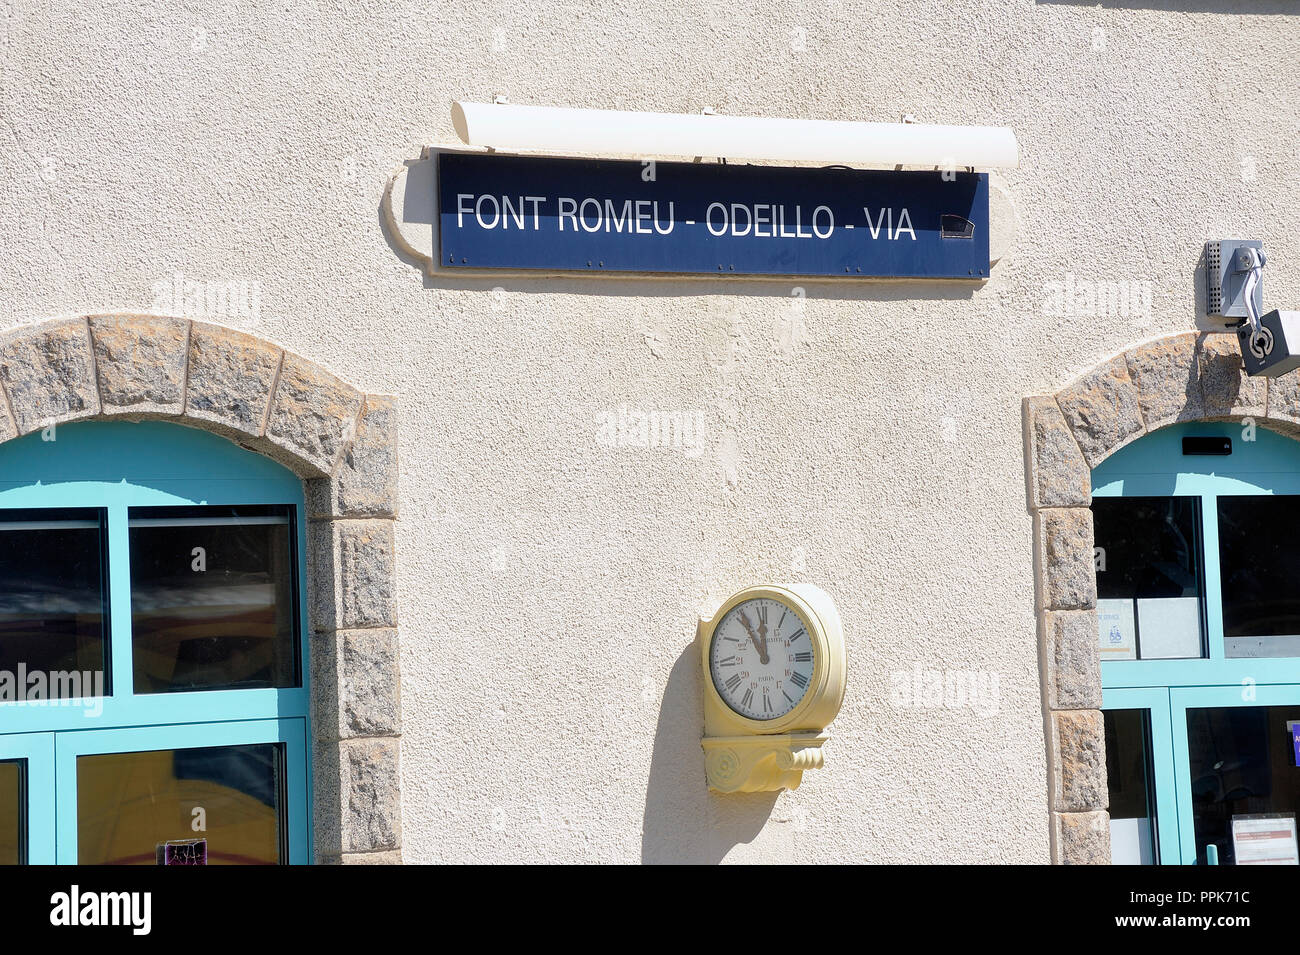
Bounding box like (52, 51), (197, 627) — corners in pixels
(77, 743), (284, 865)
(129, 505), (299, 693)
(1104, 709), (1157, 864)
(0, 760), (23, 865)
(1186, 706), (1300, 865)
(1092, 496), (1205, 660)
(1218, 496), (1300, 658)
(0, 509), (107, 697)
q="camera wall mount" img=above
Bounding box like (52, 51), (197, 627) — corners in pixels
(1206, 240), (1300, 378)
(1206, 239), (1264, 322)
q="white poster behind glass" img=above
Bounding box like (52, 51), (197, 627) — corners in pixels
(1097, 599), (1137, 661)
(1109, 816), (1154, 865)
(1137, 596), (1201, 659)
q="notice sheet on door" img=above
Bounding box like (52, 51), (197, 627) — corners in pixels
(1232, 813), (1299, 865)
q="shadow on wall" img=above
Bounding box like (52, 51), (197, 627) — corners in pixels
(1035, 0), (1292, 10)
(640, 645), (778, 864)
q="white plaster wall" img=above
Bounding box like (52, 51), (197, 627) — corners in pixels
(1, 0), (1297, 863)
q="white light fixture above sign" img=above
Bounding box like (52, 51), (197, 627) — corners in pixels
(451, 101), (1020, 169)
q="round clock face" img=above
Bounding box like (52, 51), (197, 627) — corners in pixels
(709, 596), (816, 721)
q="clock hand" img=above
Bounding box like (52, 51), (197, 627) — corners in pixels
(739, 610), (770, 665)
(737, 610), (768, 663)
(756, 616), (771, 665)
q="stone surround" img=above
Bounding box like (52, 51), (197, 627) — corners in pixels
(1023, 330), (1295, 864)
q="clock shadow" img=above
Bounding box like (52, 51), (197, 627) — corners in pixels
(641, 645), (779, 864)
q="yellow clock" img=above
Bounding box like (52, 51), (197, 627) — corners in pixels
(698, 583), (846, 792)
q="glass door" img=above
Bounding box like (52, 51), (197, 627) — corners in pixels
(1104, 685), (1300, 864)
(1101, 687), (1179, 864)
(1171, 685), (1300, 866)
(55, 719), (307, 865)
(1, 721), (305, 865)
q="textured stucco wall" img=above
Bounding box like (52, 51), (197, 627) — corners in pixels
(1, 0), (1297, 863)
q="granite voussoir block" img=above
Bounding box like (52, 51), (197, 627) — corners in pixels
(185, 321), (282, 436)
(1124, 333), (1203, 430)
(89, 315), (190, 415)
(265, 352), (365, 478)
(0, 318), (100, 434)
(1055, 355), (1145, 468)
(1199, 334), (1266, 419)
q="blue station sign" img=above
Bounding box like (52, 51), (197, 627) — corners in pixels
(437, 152), (989, 279)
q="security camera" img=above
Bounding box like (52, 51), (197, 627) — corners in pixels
(1205, 241), (1299, 377)
(1238, 310), (1300, 378)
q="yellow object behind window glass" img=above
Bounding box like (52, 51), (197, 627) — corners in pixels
(76, 744), (282, 865)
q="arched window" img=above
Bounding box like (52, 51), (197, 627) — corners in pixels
(0, 420), (309, 864)
(1096, 422), (1300, 866)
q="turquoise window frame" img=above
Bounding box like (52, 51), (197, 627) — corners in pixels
(0, 733), (55, 864)
(1100, 686), (1180, 864)
(0, 421), (312, 864)
(1096, 421), (1300, 864)
(54, 718), (308, 864)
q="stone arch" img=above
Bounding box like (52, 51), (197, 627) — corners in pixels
(0, 315), (402, 864)
(1023, 330), (1300, 864)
